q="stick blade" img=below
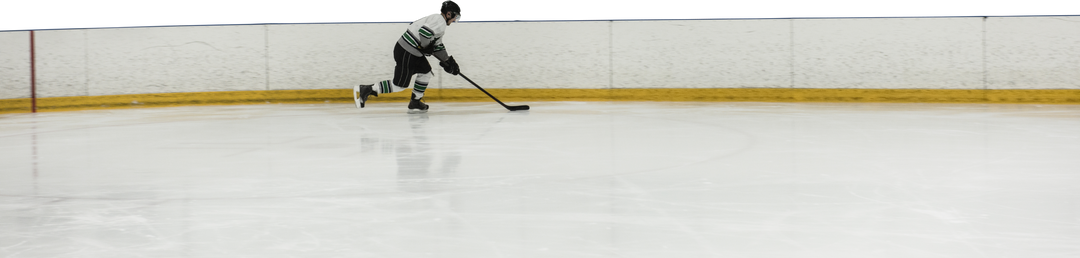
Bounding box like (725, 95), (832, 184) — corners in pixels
(507, 105), (530, 111)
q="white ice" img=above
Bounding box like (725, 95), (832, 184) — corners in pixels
(2, 101), (1079, 257)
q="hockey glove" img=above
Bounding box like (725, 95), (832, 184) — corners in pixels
(440, 56), (460, 75)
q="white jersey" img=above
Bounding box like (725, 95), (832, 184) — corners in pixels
(397, 14), (451, 61)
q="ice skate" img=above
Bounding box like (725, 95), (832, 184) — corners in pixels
(408, 93), (429, 112)
(353, 84), (377, 108)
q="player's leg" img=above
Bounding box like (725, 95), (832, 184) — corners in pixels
(400, 49), (433, 111)
(380, 44), (419, 95)
(354, 44), (417, 108)
(408, 71), (432, 111)
(393, 46), (429, 110)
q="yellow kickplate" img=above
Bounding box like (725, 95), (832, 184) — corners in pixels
(2, 88), (1077, 114)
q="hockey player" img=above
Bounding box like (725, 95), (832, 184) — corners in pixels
(353, 0), (462, 111)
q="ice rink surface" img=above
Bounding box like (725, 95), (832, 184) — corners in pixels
(1, 101), (1079, 257)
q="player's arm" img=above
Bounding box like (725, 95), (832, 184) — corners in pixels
(433, 40), (458, 75)
(432, 39), (449, 62)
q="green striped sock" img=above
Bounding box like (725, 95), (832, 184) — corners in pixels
(378, 80), (393, 94)
(413, 82), (427, 99)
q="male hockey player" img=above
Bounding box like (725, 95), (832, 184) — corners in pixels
(353, 0), (462, 111)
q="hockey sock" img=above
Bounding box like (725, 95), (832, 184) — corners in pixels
(375, 80), (406, 94)
(412, 72), (432, 99)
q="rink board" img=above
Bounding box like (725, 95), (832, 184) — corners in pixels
(2, 88), (1078, 113)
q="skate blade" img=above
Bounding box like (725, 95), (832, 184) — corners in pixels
(406, 109), (428, 114)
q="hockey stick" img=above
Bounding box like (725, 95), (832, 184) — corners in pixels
(459, 73), (530, 111)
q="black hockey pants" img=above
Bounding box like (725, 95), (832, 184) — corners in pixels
(393, 43), (432, 88)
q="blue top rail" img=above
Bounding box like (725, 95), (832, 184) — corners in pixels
(4, 12), (1075, 31)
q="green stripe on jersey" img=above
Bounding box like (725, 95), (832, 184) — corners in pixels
(418, 27), (434, 38)
(402, 32), (419, 48)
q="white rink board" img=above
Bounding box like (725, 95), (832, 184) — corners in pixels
(0, 31), (31, 99)
(613, 19), (793, 89)
(446, 21), (612, 89)
(2, 16), (1079, 99)
(793, 18), (985, 89)
(986, 16), (1080, 90)
(33, 26), (268, 98)
(32, 30), (89, 98)
(267, 23), (401, 91)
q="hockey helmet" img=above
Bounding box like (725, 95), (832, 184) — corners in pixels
(441, 1), (461, 20)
